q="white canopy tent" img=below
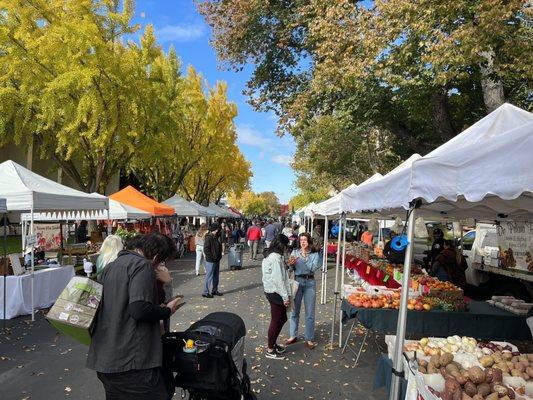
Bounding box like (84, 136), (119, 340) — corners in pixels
(20, 197), (151, 221)
(343, 103), (533, 218)
(208, 203), (233, 218)
(0, 160), (109, 321)
(190, 201), (216, 217)
(163, 195), (211, 217)
(331, 104), (533, 400)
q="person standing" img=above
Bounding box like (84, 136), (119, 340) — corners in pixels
(87, 233), (184, 400)
(264, 219), (277, 248)
(195, 224), (208, 276)
(286, 233), (321, 350)
(262, 234), (291, 360)
(202, 223), (223, 298)
(246, 220), (262, 261)
(96, 235), (124, 279)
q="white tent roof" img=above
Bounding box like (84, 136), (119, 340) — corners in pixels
(342, 103), (533, 220)
(208, 203), (233, 218)
(21, 196), (151, 221)
(0, 160), (109, 212)
(410, 119), (533, 221)
(315, 174), (384, 216)
(190, 201), (216, 217)
(0, 198), (6, 213)
(163, 195), (209, 217)
(342, 155), (422, 215)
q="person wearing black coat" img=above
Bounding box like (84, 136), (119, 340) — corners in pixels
(202, 223), (223, 299)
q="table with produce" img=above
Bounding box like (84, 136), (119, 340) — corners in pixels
(389, 334), (533, 400)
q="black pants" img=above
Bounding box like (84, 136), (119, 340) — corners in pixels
(97, 368), (168, 400)
(265, 293), (288, 349)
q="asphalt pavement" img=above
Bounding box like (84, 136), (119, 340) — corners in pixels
(0, 249), (387, 400)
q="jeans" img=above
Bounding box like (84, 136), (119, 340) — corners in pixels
(195, 245), (204, 275)
(289, 277), (316, 341)
(203, 261), (220, 295)
(250, 240), (259, 259)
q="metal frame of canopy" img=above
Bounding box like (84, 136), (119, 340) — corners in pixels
(1, 198), (7, 329)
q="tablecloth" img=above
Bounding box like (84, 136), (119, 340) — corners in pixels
(373, 354), (408, 399)
(1, 266), (75, 319)
(345, 256), (401, 289)
(342, 299), (531, 340)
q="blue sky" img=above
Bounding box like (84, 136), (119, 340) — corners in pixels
(133, 1), (296, 203)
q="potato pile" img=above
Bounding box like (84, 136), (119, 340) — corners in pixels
(479, 352), (533, 381)
(419, 353), (519, 400)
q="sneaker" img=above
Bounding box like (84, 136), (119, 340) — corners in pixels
(265, 349), (285, 360)
(202, 294), (213, 299)
(212, 291), (223, 296)
(285, 337), (298, 346)
(275, 344), (286, 354)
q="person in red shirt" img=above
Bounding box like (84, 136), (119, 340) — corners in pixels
(247, 220), (262, 260)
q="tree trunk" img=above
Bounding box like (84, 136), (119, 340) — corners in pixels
(480, 50), (506, 113)
(431, 90), (456, 143)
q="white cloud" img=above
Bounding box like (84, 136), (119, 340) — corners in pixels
(271, 154), (293, 166)
(156, 24), (205, 43)
(258, 151), (266, 160)
(237, 124), (272, 149)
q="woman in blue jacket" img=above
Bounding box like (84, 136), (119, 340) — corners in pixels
(286, 233), (322, 349)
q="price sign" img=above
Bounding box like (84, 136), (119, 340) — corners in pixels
(497, 222), (533, 271)
(26, 234), (37, 247)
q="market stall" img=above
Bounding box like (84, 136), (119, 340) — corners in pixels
(0, 160), (109, 320)
(110, 186), (175, 216)
(339, 103), (533, 400)
(163, 195), (211, 217)
(207, 203), (234, 218)
(190, 201), (216, 218)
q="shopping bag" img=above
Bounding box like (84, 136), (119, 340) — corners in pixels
(46, 276), (102, 345)
(287, 278), (300, 312)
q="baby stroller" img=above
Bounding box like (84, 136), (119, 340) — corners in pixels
(163, 312), (255, 400)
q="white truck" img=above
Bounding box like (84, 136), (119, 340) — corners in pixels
(463, 222), (533, 301)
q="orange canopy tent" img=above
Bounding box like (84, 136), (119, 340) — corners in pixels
(110, 186), (175, 216)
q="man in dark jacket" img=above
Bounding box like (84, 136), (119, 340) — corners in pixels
(87, 233), (183, 400)
(202, 223), (223, 298)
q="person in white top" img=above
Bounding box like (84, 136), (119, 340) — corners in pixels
(194, 224), (208, 275)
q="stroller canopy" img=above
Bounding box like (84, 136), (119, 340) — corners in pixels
(188, 312), (246, 349)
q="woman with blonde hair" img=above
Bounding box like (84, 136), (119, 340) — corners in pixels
(195, 223), (208, 275)
(96, 235), (124, 279)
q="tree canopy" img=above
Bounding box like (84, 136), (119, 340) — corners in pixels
(0, 0), (251, 202)
(198, 0), (532, 201)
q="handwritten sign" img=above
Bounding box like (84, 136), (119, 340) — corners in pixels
(34, 223), (65, 251)
(497, 222), (533, 271)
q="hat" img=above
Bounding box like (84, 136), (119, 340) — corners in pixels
(210, 223), (220, 231)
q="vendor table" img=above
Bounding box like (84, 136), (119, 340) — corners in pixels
(345, 256), (401, 289)
(1, 266), (75, 319)
(341, 299), (531, 341)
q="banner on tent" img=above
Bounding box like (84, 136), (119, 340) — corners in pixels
(34, 223), (65, 251)
(497, 222), (533, 271)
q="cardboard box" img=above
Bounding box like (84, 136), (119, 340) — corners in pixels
(46, 276), (102, 345)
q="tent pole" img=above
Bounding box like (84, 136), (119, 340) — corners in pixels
(310, 216), (314, 236)
(30, 208), (35, 322)
(330, 213), (344, 347)
(321, 216), (328, 305)
(106, 208), (111, 236)
(338, 216), (347, 347)
(3, 213), (7, 329)
(389, 206), (417, 400)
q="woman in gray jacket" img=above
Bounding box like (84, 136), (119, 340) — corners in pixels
(262, 234), (291, 360)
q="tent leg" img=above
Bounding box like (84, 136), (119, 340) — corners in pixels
(389, 206), (417, 400)
(330, 214), (344, 347)
(321, 216), (328, 305)
(338, 216), (347, 348)
(30, 209), (34, 322)
(3, 213), (7, 329)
